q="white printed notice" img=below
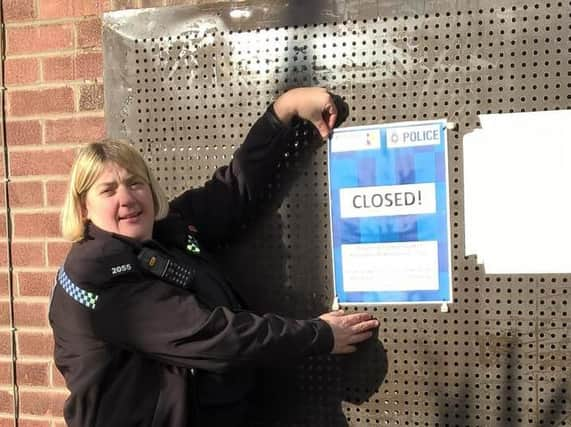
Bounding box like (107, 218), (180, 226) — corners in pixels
(328, 120), (452, 304)
(341, 241), (439, 292)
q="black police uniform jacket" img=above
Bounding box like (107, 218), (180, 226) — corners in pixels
(49, 107), (334, 427)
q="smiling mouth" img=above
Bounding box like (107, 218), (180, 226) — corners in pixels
(119, 211), (142, 221)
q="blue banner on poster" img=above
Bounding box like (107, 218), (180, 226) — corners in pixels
(328, 120), (452, 304)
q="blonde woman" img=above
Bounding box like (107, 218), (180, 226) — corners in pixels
(49, 87), (378, 427)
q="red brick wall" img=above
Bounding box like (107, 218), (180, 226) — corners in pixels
(3, 0), (113, 425)
(1, 0), (218, 424)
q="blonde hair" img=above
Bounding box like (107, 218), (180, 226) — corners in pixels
(61, 139), (169, 242)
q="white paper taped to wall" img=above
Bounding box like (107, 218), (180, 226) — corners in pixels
(463, 109), (571, 274)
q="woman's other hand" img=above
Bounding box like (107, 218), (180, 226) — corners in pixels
(319, 310), (379, 354)
(273, 87), (340, 139)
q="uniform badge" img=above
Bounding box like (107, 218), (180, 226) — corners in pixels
(111, 264), (133, 276)
(186, 234), (201, 254)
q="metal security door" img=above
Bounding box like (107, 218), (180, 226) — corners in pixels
(104, 1), (570, 425)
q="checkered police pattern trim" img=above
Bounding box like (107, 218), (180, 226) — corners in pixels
(58, 268), (99, 310)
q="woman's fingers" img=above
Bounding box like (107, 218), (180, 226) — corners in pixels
(272, 86), (347, 136)
(314, 119), (332, 139)
(340, 312), (377, 327)
(320, 101), (338, 138)
(310, 97), (337, 139)
(319, 310), (379, 354)
(326, 102), (338, 129)
(350, 318), (379, 334)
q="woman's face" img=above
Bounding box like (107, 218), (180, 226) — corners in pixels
(83, 162), (155, 241)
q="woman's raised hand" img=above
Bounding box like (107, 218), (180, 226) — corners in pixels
(273, 87), (339, 139)
(319, 310), (379, 354)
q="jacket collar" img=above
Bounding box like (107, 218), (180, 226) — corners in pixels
(83, 221), (144, 251)
(83, 219), (186, 255)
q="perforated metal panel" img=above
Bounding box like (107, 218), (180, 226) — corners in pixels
(104, 1), (570, 425)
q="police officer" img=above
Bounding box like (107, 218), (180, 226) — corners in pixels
(49, 87), (379, 426)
